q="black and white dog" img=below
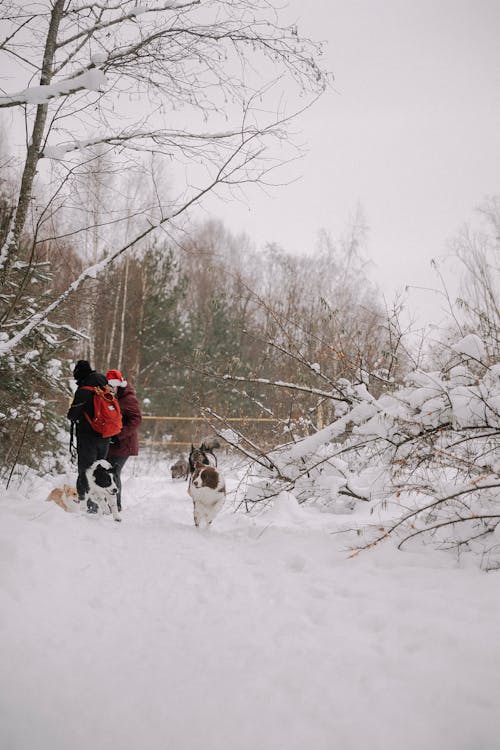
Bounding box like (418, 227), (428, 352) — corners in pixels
(85, 460), (121, 522)
(188, 461), (226, 528)
(188, 438), (219, 476)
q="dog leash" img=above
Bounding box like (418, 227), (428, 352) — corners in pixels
(69, 421), (77, 463)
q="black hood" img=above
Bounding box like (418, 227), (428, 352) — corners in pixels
(73, 360), (93, 385)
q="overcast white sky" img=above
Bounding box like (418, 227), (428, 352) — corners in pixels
(213, 0), (500, 326)
(1, 1), (498, 328)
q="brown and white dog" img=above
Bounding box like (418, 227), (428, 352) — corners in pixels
(188, 461), (225, 528)
(46, 484), (79, 512)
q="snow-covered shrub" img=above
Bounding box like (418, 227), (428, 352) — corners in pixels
(227, 335), (500, 561)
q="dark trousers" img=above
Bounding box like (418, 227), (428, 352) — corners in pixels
(107, 455), (128, 511)
(76, 434), (110, 508)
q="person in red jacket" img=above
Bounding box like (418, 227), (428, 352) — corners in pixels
(105, 369), (142, 512)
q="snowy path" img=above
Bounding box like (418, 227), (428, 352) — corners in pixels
(1, 466), (499, 750)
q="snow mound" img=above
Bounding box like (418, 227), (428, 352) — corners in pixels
(452, 334), (486, 361)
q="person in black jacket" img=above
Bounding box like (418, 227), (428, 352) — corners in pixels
(67, 360), (110, 511)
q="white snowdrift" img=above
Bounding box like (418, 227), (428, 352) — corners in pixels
(0, 462), (499, 750)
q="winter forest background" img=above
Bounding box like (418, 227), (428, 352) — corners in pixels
(0, 0), (499, 558)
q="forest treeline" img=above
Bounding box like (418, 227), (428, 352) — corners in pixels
(1, 156), (498, 474)
(0, 153), (401, 465)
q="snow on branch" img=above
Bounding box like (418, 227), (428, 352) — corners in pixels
(223, 331), (499, 559)
(40, 126), (246, 160)
(0, 68), (108, 109)
(42, 320), (89, 340)
(221, 373), (353, 403)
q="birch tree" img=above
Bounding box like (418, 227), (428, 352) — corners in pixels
(0, 0), (328, 468)
(0, 0), (327, 346)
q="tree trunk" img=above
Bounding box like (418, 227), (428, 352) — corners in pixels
(0, 0), (65, 299)
(117, 256), (129, 369)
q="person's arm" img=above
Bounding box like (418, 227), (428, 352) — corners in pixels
(67, 388), (92, 421)
(119, 396), (142, 438)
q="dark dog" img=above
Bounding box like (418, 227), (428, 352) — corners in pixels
(188, 444), (213, 473)
(188, 436), (220, 475)
(171, 458), (189, 480)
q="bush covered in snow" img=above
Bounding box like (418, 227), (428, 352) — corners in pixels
(224, 335), (499, 564)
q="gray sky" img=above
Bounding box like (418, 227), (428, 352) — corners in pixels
(215, 0), (500, 325)
(1, 1), (498, 328)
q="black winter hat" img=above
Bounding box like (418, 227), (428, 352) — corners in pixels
(73, 360), (93, 382)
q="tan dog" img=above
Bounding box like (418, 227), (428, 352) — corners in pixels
(46, 484), (79, 512)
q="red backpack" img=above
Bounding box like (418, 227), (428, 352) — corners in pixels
(81, 385), (122, 438)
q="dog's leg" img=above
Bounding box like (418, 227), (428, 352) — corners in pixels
(193, 499), (211, 528)
(94, 497), (109, 515)
(107, 494), (121, 523)
(209, 497), (225, 525)
(204, 491), (226, 526)
(84, 495), (103, 515)
(86, 496), (99, 513)
(206, 502), (217, 526)
(197, 502), (212, 529)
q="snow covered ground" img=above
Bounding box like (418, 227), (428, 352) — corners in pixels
(1, 458), (499, 750)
